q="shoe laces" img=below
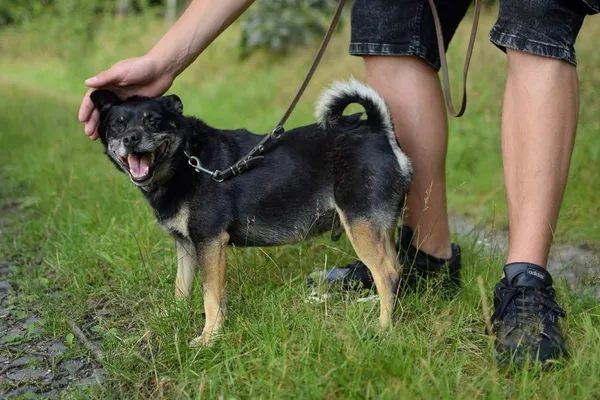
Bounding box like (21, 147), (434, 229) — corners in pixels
(490, 285), (566, 329)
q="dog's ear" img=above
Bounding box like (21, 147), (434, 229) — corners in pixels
(160, 95), (183, 115)
(90, 90), (121, 114)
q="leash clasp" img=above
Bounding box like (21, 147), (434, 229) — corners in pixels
(187, 155), (224, 182)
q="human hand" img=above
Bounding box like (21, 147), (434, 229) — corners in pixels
(78, 55), (175, 140)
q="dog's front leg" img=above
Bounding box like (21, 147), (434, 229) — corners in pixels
(189, 231), (230, 347)
(175, 240), (197, 299)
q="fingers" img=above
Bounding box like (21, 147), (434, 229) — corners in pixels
(79, 88), (100, 140)
(86, 109), (100, 140)
(79, 59), (132, 140)
(85, 63), (125, 89)
(80, 62), (126, 140)
(78, 88), (95, 123)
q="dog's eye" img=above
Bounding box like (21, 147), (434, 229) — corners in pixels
(146, 118), (161, 129)
(111, 116), (125, 129)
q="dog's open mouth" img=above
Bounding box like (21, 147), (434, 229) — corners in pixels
(119, 141), (168, 182)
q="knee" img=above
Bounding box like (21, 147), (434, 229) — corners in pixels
(506, 48), (575, 74)
(496, 0), (583, 70)
(506, 48), (546, 65)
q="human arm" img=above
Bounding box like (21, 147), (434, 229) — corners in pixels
(78, 0), (255, 139)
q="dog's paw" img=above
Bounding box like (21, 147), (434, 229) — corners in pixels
(189, 332), (217, 348)
(378, 313), (394, 330)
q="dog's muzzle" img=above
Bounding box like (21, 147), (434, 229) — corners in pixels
(114, 140), (169, 182)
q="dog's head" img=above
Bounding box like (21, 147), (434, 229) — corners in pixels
(91, 90), (186, 188)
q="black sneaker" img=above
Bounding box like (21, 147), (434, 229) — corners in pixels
(306, 226), (461, 292)
(490, 262), (568, 367)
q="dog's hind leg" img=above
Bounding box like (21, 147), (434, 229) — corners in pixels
(175, 240), (197, 299)
(337, 211), (400, 329)
(189, 231), (230, 347)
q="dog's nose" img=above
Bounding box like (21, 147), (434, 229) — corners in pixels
(123, 131), (141, 145)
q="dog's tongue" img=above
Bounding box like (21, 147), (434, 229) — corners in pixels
(129, 153), (150, 179)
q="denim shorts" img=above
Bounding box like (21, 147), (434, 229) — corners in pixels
(349, 0), (599, 68)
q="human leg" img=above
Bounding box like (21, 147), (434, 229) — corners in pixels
(501, 51), (578, 267)
(488, 0), (595, 366)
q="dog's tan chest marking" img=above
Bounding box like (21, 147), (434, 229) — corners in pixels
(161, 205), (190, 238)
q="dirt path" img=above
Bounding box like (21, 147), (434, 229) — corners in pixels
(449, 215), (600, 301)
(0, 198), (105, 398)
(0, 262), (106, 398)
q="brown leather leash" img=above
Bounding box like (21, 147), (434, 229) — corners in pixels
(186, 0), (481, 182)
(429, 0), (482, 117)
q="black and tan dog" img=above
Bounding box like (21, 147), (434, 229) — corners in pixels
(91, 80), (412, 346)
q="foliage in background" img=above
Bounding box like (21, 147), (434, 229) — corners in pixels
(239, 0), (341, 58)
(0, 0), (344, 59)
(0, 0), (45, 26)
(1, 1), (106, 27)
(1, 1), (113, 61)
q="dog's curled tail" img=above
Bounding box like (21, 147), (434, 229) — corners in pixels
(315, 78), (393, 132)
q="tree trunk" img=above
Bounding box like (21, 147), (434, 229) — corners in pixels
(116, 0), (130, 17)
(165, 0), (178, 22)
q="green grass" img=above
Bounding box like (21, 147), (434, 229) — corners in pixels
(1, 10), (599, 399)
